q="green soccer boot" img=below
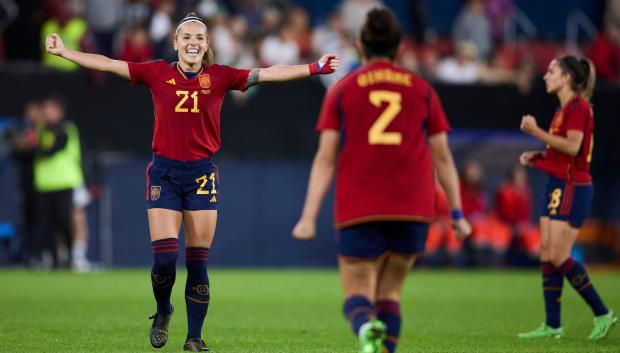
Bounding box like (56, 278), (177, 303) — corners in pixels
(589, 310), (618, 340)
(518, 323), (564, 339)
(358, 319), (387, 353)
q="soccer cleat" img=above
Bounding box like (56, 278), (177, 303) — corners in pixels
(358, 319), (387, 353)
(518, 323), (564, 339)
(149, 305), (174, 348)
(183, 337), (210, 352)
(589, 310), (618, 340)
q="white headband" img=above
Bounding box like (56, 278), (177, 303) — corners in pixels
(175, 17), (208, 36)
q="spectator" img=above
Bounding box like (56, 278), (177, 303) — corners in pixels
(119, 25), (154, 63)
(288, 6), (313, 60)
(312, 11), (357, 87)
(34, 95), (84, 269)
(460, 159), (488, 221)
(85, 0), (124, 57)
(10, 100), (45, 266)
(436, 41), (480, 84)
(495, 165), (540, 259)
(41, 0), (96, 71)
(453, 0), (492, 60)
(340, 0), (383, 39)
(149, 0), (176, 59)
(588, 19), (620, 82)
(486, 0), (514, 44)
(260, 23), (300, 66)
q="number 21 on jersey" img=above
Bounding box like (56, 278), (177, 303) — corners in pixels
(368, 90), (402, 145)
(175, 90), (200, 113)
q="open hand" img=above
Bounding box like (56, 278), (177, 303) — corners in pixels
(45, 33), (65, 56)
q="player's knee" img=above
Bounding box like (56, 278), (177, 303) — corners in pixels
(153, 253), (178, 269)
(187, 283), (210, 303)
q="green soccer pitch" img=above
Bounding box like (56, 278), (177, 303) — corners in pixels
(0, 269), (618, 353)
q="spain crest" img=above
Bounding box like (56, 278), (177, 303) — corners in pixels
(199, 74), (211, 89)
(150, 186), (161, 201)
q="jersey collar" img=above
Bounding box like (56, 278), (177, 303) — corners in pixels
(176, 62), (204, 79)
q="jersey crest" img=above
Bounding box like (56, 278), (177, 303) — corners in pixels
(150, 186), (161, 201)
(199, 74), (211, 89)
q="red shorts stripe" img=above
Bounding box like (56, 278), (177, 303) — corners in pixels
(145, 161), (153, 200)
(562, 184), (575, 216)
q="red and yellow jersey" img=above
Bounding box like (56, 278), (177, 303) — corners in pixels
(534, 96), (594, 184)
(128, 60), (250, 161)
(317, 61), (451, 228)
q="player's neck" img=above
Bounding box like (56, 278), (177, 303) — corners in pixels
(178, 61), (202, 73)
(557, 88), (576, 108)
(364, 57), (392, 65)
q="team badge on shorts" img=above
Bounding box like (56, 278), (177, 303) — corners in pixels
(199, 74), (211, 89)
(150, 186), (162, 201)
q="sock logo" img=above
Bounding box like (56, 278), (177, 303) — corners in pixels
(152, 274), (173, 288)
(196, 284), (210, 296)
(571, 274), (586, 286)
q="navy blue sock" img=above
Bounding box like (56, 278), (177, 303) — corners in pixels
(558, 257), (608, 316)
(185, 247), (210, 339)
(541, 262), (563, 328)
(343, 296), (376, 336)
(376, 300), (401, 353)
(151, 238), (179, 315)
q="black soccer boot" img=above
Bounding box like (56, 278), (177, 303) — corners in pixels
(183, 337), (210, 352)
(149, 305), (174, 348)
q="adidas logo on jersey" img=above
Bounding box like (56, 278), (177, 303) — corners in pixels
(210, 196), (217, 203)
(166, 78), (176, 85)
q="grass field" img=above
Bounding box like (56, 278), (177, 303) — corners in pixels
(0, 269), (618, 353)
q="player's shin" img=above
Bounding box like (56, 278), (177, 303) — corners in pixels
(151, 238), (179, 314)
(185, 247), (211, 339)
(541, 262), (563, 328)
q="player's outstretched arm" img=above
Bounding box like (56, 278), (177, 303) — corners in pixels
(429, 132), (472, 238)
(45, 33), (130, 80)
(292, 130), (339, 241)
(520, 115), (583, 156)
(247, 54), (339, 88)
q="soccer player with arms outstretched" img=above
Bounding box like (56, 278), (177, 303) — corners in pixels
(292, 8), (471, 353)
(518, 56), (617, 340)
(45, 12), (338, 352)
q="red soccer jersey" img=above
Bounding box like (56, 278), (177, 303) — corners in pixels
(533, 96), (594, 184)
(317, 61), (451, 228)
(128, 60), (250, 161)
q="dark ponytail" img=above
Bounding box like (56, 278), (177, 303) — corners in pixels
(557, 55), (596, 102)
(360, 7), (402, 60)
(177, 12), (215, 66)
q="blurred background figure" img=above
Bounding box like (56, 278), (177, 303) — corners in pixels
(41, 0), (95, 72)
(436, 41), (481, 83)
(9, 100), (44, 266)
(424, 183), (465, 267)
(34, 95), (85, 269)
(453, 0), (492, 60)
(494, 165), (540, 262)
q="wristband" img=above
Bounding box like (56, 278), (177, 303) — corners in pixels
(308, 62), (323, 75)
(450, 209), (464, 220)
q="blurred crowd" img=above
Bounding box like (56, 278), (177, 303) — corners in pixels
(426, 162), (540, 267)
(2, 0), (620, 91)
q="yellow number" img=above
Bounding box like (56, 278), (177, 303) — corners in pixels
(195, 175), (209, 195)
(195, 173), (217, 195)
(547, 188), (562, 214)
(587, 133), (594, 163)
(368, 90), (402, 145)
(175, 90), (200, 113)
(209, 173), (217, 194)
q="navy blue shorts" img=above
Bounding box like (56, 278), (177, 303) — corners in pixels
(336, 221), (429, 260)
(540, 176), (593, 228)
(145, 155), (219, 211)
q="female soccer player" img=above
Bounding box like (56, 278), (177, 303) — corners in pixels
(45, 12), (338, 352)
(518, 56), (617, 340)
(292, 8), (471, 353)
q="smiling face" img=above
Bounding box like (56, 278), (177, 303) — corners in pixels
(543, 59), (571, 95)
(174, 21), (208, 68)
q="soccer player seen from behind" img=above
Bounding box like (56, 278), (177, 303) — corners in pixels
(45, 12), (338, 352)
(292, 8), (471, 353)
(518, 56), (617, 340)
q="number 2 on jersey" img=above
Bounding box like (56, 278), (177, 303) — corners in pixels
(175, 90), (200, 113)
(368, 90), (402, 145)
